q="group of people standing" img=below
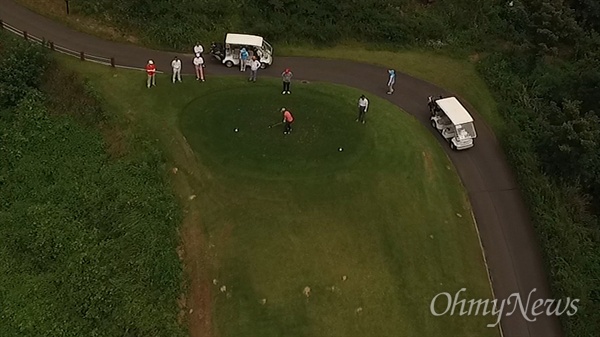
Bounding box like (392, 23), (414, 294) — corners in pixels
(144, 42), (206, 88)
(144, 44), (398, 133)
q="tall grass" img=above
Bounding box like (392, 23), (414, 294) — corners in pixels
(0, 32), (185, 337)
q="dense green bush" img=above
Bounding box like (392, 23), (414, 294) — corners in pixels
(0, 33), (184, 337)
(70, 0), (511, 49)
(0, 36), (49, 106)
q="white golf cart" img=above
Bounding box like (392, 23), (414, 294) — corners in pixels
(428, 96), (477, 150)
(209, 33), (273, 69)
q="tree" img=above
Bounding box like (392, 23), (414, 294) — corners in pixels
(538, 99), (600, 189)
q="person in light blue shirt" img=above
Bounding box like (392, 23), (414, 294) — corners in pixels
(240, 47), (249, 72)
(387, 69), (396, 95)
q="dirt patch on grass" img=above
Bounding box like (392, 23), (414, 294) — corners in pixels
(167, 128), (218, 337)
(99, 122), (129, 159)
(15, 0), (139, 44)
(180, 204), (214, 337)
(468, 53), (481, 63)
(422, 151), (435, 181)
(170, 164), (215, 337)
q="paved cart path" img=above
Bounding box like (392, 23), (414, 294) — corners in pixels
(0, 1), (564, 336)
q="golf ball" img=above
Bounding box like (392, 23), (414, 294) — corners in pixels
(234, 128), (239, 132)
(338, 147), (343, 152)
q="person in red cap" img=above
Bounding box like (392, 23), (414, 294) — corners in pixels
(281, 107), (294, 134)
(146, 60), (156, 88)
(281, 68), (293, 94)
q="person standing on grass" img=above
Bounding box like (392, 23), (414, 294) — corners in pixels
(240, 47), (249, 72)
(387, 69), (396, 95)
(357, 94), (369, 124)
(146, 60), (156, 88)
(282, 107), (294, 134)
(281, 68), (293, 94)
(248, 56), (261, 82)
(193, 53), (205, 81)
(171, 56), (182, 83)
(193, 42), (204, 56)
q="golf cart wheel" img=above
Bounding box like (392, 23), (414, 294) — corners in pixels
(430, 120), (437, 129)
(225, 60), (233, 68)
(449, 141), (457, 151)
(260, 62), (267, 69)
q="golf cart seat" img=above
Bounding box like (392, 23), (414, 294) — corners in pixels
(439, 115), (451, 126)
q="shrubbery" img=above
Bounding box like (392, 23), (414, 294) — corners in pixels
(70, 0), (509, 49)
(0, 33), (184, 336)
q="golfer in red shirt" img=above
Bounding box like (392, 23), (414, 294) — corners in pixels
(146, 60), (156, 88)
(282, 107), (294, 135)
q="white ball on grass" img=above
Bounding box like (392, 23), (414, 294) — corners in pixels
(338, 147), (343, 152)
(234, 128), (239, 132)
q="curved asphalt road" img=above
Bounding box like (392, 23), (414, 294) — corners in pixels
(0, 1), (564, 336)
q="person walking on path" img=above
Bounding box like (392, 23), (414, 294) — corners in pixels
(240, 47), (249, 72)
(281, 68), (293, 94)
(357, 94), (369, 124)
(248, 56), (261, 82)
(282, 107), (294, 135)
(171, 56), (182, 83)
(146, 60), (156, 88)
(193, 53), (205, 81)
(387, 69), (396, 95)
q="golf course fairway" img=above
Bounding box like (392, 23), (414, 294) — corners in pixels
(58, 58), (500, 336)
(178, 83), (498, 336)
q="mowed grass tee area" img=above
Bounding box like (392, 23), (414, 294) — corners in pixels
(65, 58), (499, 336)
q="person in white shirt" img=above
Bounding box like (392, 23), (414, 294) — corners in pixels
(193, 43), (205, 69)
(171, 56), (182, 83)
(193, 53), (205, 81)
(193, 43), (204, 56)
(248, 56), (261, 82)
(357, 94), (369, 124)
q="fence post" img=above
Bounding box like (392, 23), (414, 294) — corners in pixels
(110, 57), (115, 67)
(23, 31), (28, 40)
(49, 42), (55, 51)
(80, 51), (85, 61)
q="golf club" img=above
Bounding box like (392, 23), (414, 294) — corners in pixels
(267, 121), (284, 128)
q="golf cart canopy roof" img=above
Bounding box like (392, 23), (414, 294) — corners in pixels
(225, 33), (264, 47)
(436, 97), (474, 125)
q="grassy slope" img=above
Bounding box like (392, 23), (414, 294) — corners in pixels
(58, 56), (500, 336)
(0, 51), (184, 336)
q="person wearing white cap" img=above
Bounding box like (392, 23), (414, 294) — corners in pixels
(171, 56), (182, 83)
(145, 60), (156, 88)
(193, 42), (204, 56)
(193, 53), (205, 81)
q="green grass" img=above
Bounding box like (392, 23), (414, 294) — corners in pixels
(179, 85), (369, 177)
(59, 56), (501, 337)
